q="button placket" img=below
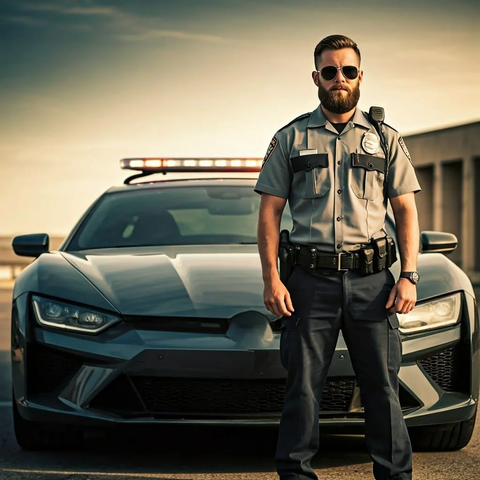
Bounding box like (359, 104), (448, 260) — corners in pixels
(334, 136), (344, 253)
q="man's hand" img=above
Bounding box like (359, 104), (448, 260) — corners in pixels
(386, 278), (417, 314)
(264, 278), (295, 317)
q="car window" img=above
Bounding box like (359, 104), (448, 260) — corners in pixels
(67, 186), (292, 250)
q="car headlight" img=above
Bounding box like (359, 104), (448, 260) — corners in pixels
(32, 295), (121, 334)
(397, 293), (461, 334)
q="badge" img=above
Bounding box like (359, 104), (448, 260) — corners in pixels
(361, 132), (379, 155)
(262, 136), (278, 169)
(398, 136), (413, 164)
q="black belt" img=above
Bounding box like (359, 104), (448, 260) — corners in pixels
(292, 245), (361, 271)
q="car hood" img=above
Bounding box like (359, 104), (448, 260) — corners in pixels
(61, 245), (268, 318)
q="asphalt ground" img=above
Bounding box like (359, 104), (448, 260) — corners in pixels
(0, 285), (479, 479)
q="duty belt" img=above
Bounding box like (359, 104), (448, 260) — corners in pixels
(292, 245), (361, 271)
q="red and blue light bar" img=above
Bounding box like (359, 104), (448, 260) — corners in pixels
(120, 157), (263, 173)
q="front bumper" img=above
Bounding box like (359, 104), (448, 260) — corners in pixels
(11, 292), (479, 429)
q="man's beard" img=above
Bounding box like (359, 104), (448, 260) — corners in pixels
(318, 83), (360, 114)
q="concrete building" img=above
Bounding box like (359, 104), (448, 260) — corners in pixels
(404, 121), (480, 280)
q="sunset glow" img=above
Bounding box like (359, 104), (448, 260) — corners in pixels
(1, 0), (479, 235)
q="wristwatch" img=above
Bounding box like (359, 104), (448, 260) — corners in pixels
(400, 271), (420, 285)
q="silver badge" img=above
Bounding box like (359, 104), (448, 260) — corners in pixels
(362, 132), (379, 155)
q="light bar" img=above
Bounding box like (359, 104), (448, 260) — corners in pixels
(120, 157), (263, 173)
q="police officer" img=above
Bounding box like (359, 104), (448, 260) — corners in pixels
(255, 34), (421, 480)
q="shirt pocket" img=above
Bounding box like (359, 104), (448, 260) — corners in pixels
(350, 153), (386, 200)
(290, 153), (330, 199)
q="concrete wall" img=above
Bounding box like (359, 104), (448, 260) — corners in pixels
(404, 122), (480, 277)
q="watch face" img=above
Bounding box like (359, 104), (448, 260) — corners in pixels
(401, 271), (420, 284)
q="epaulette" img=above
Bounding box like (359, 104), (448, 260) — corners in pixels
(381, 122), (399, 134)
(361, 110), (398, 134)
(278, 112), (312, 132)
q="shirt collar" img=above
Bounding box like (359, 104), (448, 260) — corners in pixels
(307, 105), (373, 131)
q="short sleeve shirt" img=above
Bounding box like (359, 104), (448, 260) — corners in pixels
(254, 106), (421, 253)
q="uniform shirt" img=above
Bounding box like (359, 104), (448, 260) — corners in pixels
(254, 106), (421, 253)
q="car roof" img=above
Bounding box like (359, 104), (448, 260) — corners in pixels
(105, 176), (258, 194)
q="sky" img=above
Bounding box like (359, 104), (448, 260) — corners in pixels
(1, 0), (479, 236)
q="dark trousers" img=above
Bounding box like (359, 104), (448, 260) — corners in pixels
(276, 266), (412, 480)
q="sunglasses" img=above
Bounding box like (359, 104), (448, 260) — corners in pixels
(317, 65), (359, 81)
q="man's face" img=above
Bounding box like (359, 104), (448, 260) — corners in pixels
(312, 48), (363, 115)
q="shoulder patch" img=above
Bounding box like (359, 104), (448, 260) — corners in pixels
(262, 136), (278, 169)
(398, 136), (413, 165)
(278, 112), (312, 132)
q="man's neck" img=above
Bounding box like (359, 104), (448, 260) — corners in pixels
(321, 105), (356, 124)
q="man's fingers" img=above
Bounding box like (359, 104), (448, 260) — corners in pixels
(266, 300), (281, 317)
(404, 301), (415, 313)
(395, 300), (406, 314)
(265, 296), (291, 316)
(285, 293), (295, 313)
(386, 287), (397, 309)
(276, 297), (292, 316)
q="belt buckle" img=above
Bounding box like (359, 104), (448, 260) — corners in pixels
(337, 252), (349, 271)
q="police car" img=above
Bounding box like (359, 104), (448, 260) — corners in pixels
(11, 159), (479, 451)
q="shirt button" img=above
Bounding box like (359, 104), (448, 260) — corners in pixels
(337, 160), (341, 165)
(337, 189), (342, 194)
(336, 216), (342, 221)
(337, 243), (342, 249)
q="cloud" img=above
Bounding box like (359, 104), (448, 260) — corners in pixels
(2, 14), (48, 26)
(118, 29), (223, 43)
(17, 1), (224, 43)
(22, 3), (115, 16)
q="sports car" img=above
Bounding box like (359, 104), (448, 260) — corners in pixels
(11, 158), (479, 451)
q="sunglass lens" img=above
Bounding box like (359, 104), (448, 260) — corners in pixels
(343, 66), (358, 79)
(320, 66), (337, 81)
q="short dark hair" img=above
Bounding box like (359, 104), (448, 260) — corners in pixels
(314, 34), (361, 68)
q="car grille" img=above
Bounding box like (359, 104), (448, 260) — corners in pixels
(419, 343), (469, 393)
(90, 377), (355, 416)
(27, 343), (83, 394)
(124, 316), (229, 334)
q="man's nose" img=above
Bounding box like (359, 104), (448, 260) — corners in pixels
(334, 68), (346, 82)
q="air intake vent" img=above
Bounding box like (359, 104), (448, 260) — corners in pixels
(89, 374), (145, 413)
(27, 343), (83, 394)
(419, 344), (469, 393)
(131, 377), (355, 415)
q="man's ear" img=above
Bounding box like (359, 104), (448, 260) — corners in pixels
(312, 71), (319, 86)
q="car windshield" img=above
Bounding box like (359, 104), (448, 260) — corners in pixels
(67, 185), (293, 250)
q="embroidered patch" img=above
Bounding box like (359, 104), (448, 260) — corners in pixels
(262, 136), (278, 169)
(398, 136), (412, 164)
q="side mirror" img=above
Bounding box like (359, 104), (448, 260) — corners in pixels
(12, 233), (50, 258)
(421, 231), (457, 254)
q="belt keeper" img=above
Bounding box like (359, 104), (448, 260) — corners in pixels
(309, 247), (316, 269)
(294, 245), (301, 265)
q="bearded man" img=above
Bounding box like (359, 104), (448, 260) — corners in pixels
(255, 34), (421, 480)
